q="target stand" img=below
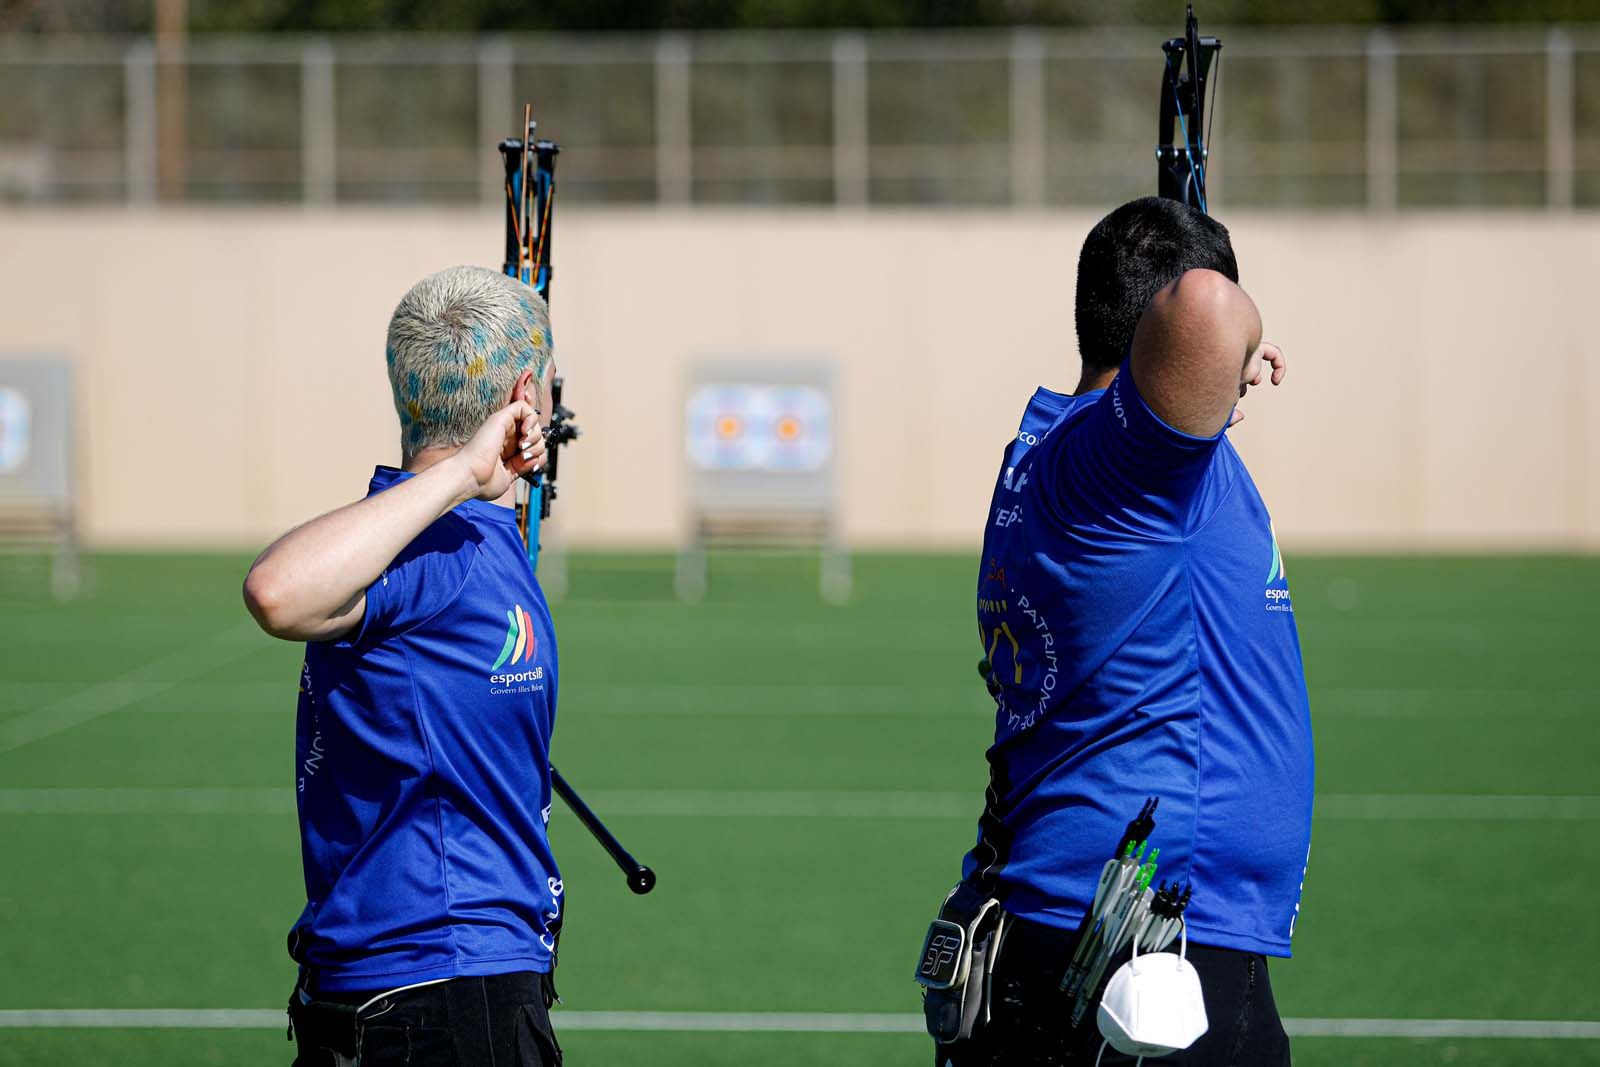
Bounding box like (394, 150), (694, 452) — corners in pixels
(0, 357), (81, 600)
(677, 357), (848, 604)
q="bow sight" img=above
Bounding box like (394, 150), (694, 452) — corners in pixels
(1158, 5), (1222, 213)
(498, 107), (580, 570)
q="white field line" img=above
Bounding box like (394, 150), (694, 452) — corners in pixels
(9, 681), (1587, 723)
(1310, 687), (1599, 718)
(557, 1012), (919, 1033)
(1, 788), (1598, 821)
(1314, 794), (1600, 820)
(1285, 1017), (1600, 1039)
(0, 1009), (284, 1029)
(0, 1010), (1595, 1040)
(0, 787), (292, 815)
(0, 681), (992, 718)
(0, 624), (265, 754)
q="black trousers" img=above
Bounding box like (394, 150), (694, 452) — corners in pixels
(935, 916), (1291, 1067)
(288, 971), (561, 1067)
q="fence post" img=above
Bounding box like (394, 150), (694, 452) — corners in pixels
(832, 33), (868, 207)
(1547, 27), (1574, 211)
(124, 40), (157, 204)
(655, 33), (692, 205)
(1365, 30), (1398, 212)
(1009, 29), (1046, 207)
(301, 38), (336, 205)
(154, 0), (186, 202)
(478, 37), (513, 207)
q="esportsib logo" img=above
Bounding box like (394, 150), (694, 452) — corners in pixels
(1265, 524), (1293, 612)
(491, 604), (539, 669)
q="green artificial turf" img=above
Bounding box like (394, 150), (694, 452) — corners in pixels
(0, 551), (1596, 1064)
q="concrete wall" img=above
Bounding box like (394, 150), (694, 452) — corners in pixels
(3, 208), (1596, 551)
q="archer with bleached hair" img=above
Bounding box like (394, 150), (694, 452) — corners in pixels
(245, 264), (566, 1067)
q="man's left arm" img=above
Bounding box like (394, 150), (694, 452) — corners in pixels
(1041, 275), (1287, 533)
(1128, 269), (1286, 438)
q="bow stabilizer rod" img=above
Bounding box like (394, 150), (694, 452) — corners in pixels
(1157, 4), (1222, 213)
(552, 767), (657, 895)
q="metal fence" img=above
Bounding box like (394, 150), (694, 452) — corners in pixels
(3, 28), (1599, 209)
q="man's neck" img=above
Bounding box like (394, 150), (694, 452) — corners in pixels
(1073, 364), (1119, 396)
(403, 446), (516, 509)
(403, 446), (455, 477)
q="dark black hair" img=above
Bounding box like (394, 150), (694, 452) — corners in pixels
(1073, 197), (1239, 373)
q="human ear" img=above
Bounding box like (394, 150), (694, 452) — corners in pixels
(512, 367), (538, 408)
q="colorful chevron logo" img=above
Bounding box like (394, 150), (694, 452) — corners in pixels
(1266, 522), (1287, 585)
(491, 604), (538, 670)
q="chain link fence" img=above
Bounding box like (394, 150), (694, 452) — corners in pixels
(3, 28), (1599, 209)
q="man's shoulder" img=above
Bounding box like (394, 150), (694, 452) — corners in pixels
(392, 506), (542, 618)
(394, 509), (487, 567)
(1009, 389), (1100, 477)
(369, 512), (486, 631)
(1029, 391), (1241, 540)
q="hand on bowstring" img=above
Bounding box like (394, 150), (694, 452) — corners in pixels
(1228, 341), (1286, 428)
(457, 400), (546, 501)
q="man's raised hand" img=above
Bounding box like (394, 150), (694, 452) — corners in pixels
(1228, 340), (1286, 427)
(457, 400), (547, 502)
(1244, 341), (1286, 390)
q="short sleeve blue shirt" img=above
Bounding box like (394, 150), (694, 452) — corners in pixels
(290, 467), (562, 991)
(965, 361), (1314, 957)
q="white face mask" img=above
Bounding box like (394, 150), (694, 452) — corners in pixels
(1095, 927), (1208, 1059)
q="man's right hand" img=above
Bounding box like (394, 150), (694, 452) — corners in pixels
(455, 401), (547, 503)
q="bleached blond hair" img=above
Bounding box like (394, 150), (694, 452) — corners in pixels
(385, 265), (553, 457)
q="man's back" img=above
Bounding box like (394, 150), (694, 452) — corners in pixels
(966, 359), (1313, 958)
(292, 466), (562, 991)
(245, 264), (566, 1065)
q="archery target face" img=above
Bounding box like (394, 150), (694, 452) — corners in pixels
(686, 384), (832, 472)
(0, 387), (29, 475)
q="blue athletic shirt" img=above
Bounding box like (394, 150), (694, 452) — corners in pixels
(289, 466), (562, 992)
(963, 358), (1313, 957)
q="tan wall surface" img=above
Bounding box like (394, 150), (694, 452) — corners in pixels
(2, 208), (1595, 551)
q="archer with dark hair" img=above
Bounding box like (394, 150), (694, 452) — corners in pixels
(916, 193), (1309, 1066)
(1074, 196), (1239, 376)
